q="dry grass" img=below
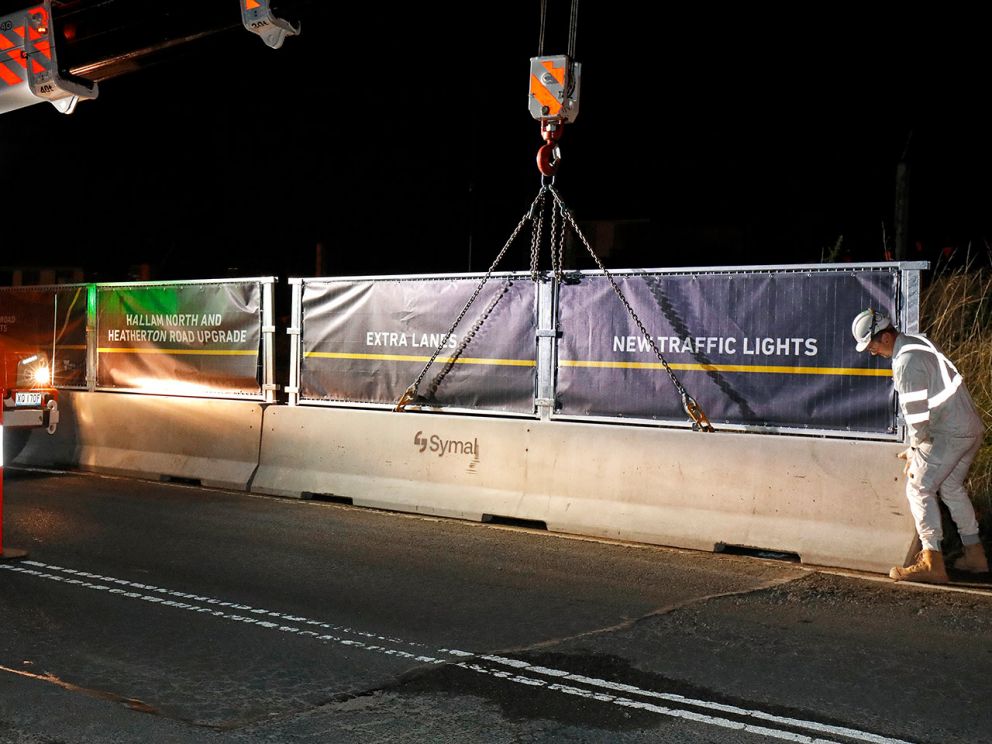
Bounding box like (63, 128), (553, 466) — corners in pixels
(919, 257), (992, 518)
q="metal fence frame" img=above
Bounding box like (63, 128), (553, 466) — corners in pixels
(287, 272), (542, 418)
(0, 277), (277, 402)
(288, 262), (927, 441)
(91, 277), (277, 402)
(546, 262), (927, 441)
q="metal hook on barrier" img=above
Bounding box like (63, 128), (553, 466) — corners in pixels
(682, 393), (715, 433)
(394, 385), (418, 412)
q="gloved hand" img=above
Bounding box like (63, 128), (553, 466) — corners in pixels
(896, 447), (912, 475)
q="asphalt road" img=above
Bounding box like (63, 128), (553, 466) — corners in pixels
(1, 468), (991, 743)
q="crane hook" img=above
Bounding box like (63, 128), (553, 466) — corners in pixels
(537, 142), (561, 176)
(537, 120), (565, 177)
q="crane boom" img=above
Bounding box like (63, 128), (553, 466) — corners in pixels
(0, 0), (299, 116)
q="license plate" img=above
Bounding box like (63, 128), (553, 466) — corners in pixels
(14, 392), (43, 407)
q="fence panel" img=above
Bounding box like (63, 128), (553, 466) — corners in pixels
(95, 280), (268, 398)
(299, 275), (538, 414)
(554, 266), (907, 436)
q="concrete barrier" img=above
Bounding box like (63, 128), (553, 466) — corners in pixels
(12, 395), (916, 573)
(13, 391), (263, 490)
(252, 406), (915, 574)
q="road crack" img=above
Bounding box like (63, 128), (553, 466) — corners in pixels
(491, 573), (811, 655)
(0, 663), (159, 715)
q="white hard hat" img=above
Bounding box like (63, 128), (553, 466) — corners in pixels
(851, 308), (891, 352)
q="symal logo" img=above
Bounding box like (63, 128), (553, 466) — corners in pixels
(413, 430), (481, 474)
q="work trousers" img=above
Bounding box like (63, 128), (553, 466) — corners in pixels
(907, 435), (982, 551)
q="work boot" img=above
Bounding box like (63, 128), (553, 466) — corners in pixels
(953, 543), (990, 574)
(889, 550), (949, 584)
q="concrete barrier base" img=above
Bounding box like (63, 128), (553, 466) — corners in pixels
(253, 406), (916, 575)
(14, 391), (264, 491)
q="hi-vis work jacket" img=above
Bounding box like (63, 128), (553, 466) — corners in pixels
(892, 333), (984, 447)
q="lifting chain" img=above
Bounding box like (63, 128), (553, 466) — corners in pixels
(528, 185), (566, 283)
(425, 278), (512, 401)
(396, 0), (710, 426)
(550, 193), (566, 283)
(547, 186), (715, 432)
(395, 188), (548, 412)
(396, 183), (714, 432)
(529, 189), (547, 281)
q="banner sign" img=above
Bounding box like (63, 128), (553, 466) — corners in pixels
(300, 276), (537, 413)
(53, 286), (88, 387)
(556, 269), (899, 433)
(96, 282), (262, 396)
(0, 286), (87, 387)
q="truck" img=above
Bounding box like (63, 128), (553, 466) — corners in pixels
(1, 344), (59, 464)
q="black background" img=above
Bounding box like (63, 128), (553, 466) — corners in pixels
(1, 4), (990, 281)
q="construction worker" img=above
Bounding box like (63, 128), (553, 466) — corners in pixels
(852, 309), (989, 583)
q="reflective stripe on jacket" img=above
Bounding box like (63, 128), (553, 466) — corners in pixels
(892, 333), (984, 446)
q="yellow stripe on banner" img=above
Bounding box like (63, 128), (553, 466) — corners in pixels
(97, 348), (256, 356)
(560, 360), (892, 377)
(305, 351), (536, 367)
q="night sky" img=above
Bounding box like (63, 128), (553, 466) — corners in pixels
(2, 5), (990, 282)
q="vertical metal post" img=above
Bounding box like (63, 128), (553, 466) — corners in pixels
(895, 262), (925, 441)
(51, 291), (58, 386)
(534, 277), (558, 420)
(0, 403), (4, 554)
(1, 403), (5, 555)
(901, 264), (922, 335)
(261, 278), (277, 404)
(0, 404), (28, 560)
(85, 284), (97, 392)
(286, 279), (303, 406)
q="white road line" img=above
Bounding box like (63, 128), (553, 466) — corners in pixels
(1, 560), (912, 744)
(10, 560), (426, 648)
(480, 655), (911, 744)
(1, 562), (442, 664)
(454, 661), (842, 744)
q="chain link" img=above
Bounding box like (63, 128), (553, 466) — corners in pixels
(548, 195), (560, 282)
(529, 190), (545, 281)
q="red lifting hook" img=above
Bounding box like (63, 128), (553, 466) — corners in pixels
(537, 121), (564, 177)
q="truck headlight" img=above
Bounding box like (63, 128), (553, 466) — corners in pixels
(32, 365), (52, 385)
(15, 354), (51, 388)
